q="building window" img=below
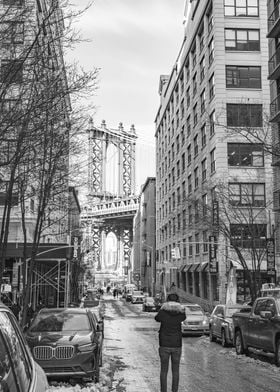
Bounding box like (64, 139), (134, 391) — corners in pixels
(224, 0), (259, 17)
(225, 28), (260, 51)
(230, 224), (266, 249)
(194, 135), (198, 156)
(172, 168), (175, 184)
(1, 60), (23, 84)
(176, 135), (180, 152)
(182, 181), (186, 201)
(227, 103), (263, 127)
(209, 110), (215, 136)
(202, 193), (207, 216)
(229, 183), (265, 206)
(0, 139), (16, 164)
(187, 144), (192, 165)
(176, 160), (180, 178)
(228, 143), (264, 166)
(209, 74), (215, 100)
(189, 236), (193, 256)
(177, 213), (181, 230)
(201, 124), (206, 147)
(188, 205), (193, 225)
(208, 38), (214, 65)
(202, 159), (207, 182)
(226, 65), (261, 89)
(195, 233), (200, 254)
(200, 57), (205, 82)
(210, 148), (216, 173)
(1, 22), (24, 44)
(183, 210), (186, 229)
(203, 230), (208, 252)
(195, 200), (199, 222)
(200, 90), (206, 114)
(187, 115), (191, 136)
(188, 174), (192, 194)
(194, 167), (199, 189)
(193, 103), (198, 126)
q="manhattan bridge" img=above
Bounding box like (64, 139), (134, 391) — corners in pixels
(80, 119), (139, 286)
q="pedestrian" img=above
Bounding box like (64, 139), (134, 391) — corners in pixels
(26, 303), (35, 329)
(155, 292), (186, 392)
(113, 289), (117, 299)
(11, 301), (21, 321)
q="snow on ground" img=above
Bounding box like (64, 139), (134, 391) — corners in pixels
(46, 359), (114, 392)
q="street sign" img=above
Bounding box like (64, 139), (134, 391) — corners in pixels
(267, 238), (275, 276)
(209, 235), (218, 274)
(171, 247), (180, 260)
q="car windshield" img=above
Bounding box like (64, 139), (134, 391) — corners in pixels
(133, 291), (143, 296)
(184, 305), (203, 315)
(29, 311), (91, 332)
(225, 307), (243, 317)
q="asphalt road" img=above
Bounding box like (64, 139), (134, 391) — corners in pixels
(103, 296), (280, 392)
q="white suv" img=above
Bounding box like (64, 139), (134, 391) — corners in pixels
(131, 290), (145, 304)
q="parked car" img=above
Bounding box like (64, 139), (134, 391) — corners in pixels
(25, 307), (103, 382)
(181, 303), (209, 336)
(209, 303), (251, 347)
(131, 290), (145, 304)
(142, 296), (157, 312)
(232, 296), (280, 365)
(0, 301), (48, 392)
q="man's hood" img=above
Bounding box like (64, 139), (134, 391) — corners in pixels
(160, 301), (185, 314)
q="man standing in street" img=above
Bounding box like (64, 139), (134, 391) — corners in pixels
(155, 293), (186, 392)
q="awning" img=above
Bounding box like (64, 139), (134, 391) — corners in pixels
(197, 262), (209, 272)
(189, 263), (200, 272)
(183, 264), (192, 272)
(4, 243), (70, 259)
(179, 264), (187, 272)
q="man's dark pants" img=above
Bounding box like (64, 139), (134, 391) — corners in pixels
(159, 346), (182, 392)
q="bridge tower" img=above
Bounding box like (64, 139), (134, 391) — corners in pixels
(83, 119), (138, 285)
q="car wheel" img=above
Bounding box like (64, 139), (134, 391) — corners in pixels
(275, 339), (280, 367)
(221, 329), (227, 347)
(235, 330), (247, 355)
(209, 327), (216, 342)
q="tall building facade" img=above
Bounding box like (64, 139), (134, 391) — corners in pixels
(0, 0), (72, 307)
(133, 177), (156, 294)
(155, 0), (273, 308)
(267, 1), (280, 271)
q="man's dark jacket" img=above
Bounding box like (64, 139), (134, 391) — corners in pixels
(155, 301), (186, 347)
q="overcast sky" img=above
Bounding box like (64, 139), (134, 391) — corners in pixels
(71, 0), (185, 193)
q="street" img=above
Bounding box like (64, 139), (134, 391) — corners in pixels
(47, 295), (280, 392)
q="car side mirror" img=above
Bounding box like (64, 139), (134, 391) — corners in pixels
(260, 310), (272, 319)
